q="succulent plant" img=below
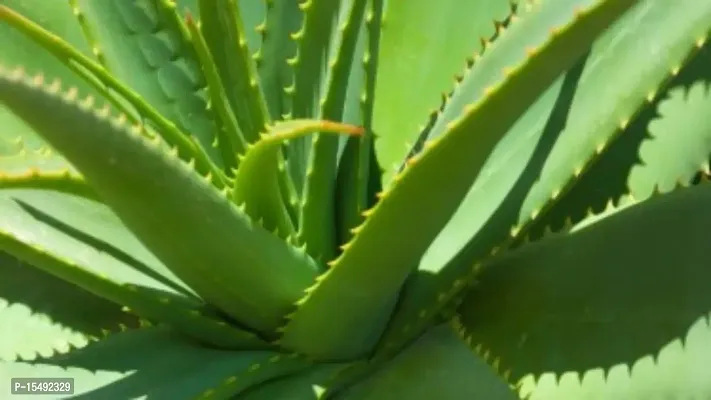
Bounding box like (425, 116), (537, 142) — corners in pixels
(1, 0), (710, 398)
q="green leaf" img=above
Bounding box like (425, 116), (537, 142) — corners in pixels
(0, 0), (99, 195)
(298, 0), (368, 263)
(233, 120), (363, 242)
(0, 326), (311, 399)
(279, 0), (638, 361)
(285, 0), (342, 198)
(522, 46), (711, 241)
(628, 81), (711, 196)
(72, 0), (225, 169)
(338, 324), (518, 400)
(184, 10), (246, 172)
(335, 0), (383, 247)
(236, 0), (267, 58)
(241, 363), (350, 400)
(0, 189), (266, 349)
(0, 252), (137, 361)
(0, 0), (95, 89)
(457, 182), (711, 398)
(0, 5), (229, 188)
(198, 0), (270, 144)
(378, 0), (711, 356)
(0, 145), (97, 200)
(373, 0), (515, 184)
(256, 0), (302, 120)
(0, 70), (320, 335)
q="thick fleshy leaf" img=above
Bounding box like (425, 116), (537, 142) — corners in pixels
(241, 363), (350, 399)
(199, 0), (270, 144)
(0, 189), (265, 349)
(0, 252), (137, 361)
(0, 0), (98, 196)
(279, 0), (638, 361)
(0, 326), (311, 399)
(334, 0), (380, 248)
(0, 147), (96, 199)
(524, 39), (711, 242)
(338, 324), (517, 400)
(377, 0), (711, 356)
(72, 0), (225, 168)
(256, 0), (302, 120)
(457, 182), (711, 398)
(628, 82), (711, 196)
(298, 0), (368, 263)
(184, 11), (245, 173)
(0, 5), (229, 187)
(373, 0), (515, 184)
(284, 0), (342, 198)
(233, 120), (363, 243)
(0, 70), (320, 335)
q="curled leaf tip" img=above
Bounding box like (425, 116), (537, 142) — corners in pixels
(319, 120), (365, 136)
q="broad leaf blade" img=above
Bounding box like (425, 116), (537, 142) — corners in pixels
(379, 0), (711, 356)
(0, 71), (319, 335)
(373, 0), (515, 184)
(279, 0), (638, 360)
(339, 324), (518, 400)
(0, 252), (137, 361)
(0, 189), (263, 349)
(457, 182), (711, 398)
(0, 326), (311, 399)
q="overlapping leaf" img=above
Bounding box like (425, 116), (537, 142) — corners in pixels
(373, 0), (515, 183)
(0, 69), (319, 335)
(0, 326), (311, 399)
(338, 324), (517, 399)
(457, 182), (711, 398)
(377, 0), (711, 356)
(279, 0), (638, 360)
(0, 252), (136, 361)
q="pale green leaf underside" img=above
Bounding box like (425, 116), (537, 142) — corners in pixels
(0, 326), (311, 399)
(457, 182), (711, 399)
(0, 252), (136, 362)
(0, 189), (266, 349)
(628, 81), (711, 196)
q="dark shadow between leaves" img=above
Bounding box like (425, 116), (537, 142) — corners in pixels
(14, 198), (194, 298)
(457, 182), (711, 384)
(375, 51), (591, 359)
(16, 325), (288, 400)
(0, 252), (138, 336)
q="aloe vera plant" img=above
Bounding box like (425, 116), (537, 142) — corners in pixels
(0, 0), (710, 398)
